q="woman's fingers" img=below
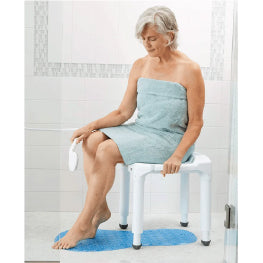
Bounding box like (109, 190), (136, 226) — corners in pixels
(76, 135), (85, 144)
(163, 162), (173, 174)
(70, 126), (93, 143)
(167, 166), (175, 174)
(171, 164), (177, 173)
(161, 163), (180, 176)
(70, 131), (83, 143)
(75, 132), (92, 144)
(70, 131), (80, 143)
(162, 163), (167, 175)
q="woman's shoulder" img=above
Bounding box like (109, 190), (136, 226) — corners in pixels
(132, 56), (148, 67)
(176, 51), (203, 89)
(182, 62), (202, 84)
(130, 56), (148, 77)
(177, 51), (199, 68)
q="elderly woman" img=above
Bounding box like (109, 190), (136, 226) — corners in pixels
(52, 5), (205, 249)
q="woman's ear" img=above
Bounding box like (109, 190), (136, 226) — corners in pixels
(168, 31), (175, 41)
(165, 32), (174, 46)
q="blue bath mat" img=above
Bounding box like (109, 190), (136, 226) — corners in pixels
(54, 228), (197, 252)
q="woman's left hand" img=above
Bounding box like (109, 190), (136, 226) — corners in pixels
(161, 155), (182, 177)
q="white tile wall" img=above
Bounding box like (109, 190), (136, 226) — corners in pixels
(150, 193), (180, 214)
(25, 46), (34, 76)
(223, 0), (234, 81)
(25, 1), (233, 213)
(25, 2), (34, 77)
(100, 192), (151, 214)
(25, 169), (84, 192)
(196, 127), (230, 149)
(25, 76), (62, 100)
(25, 27), (34, 53)
(24, 1), (34, 28)
(25, 191), (83, 212)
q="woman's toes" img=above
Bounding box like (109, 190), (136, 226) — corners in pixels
(65, 244), (70, 249)
(52, 238), (69, 250)
(58, 242), (63, 249)
(62, 243), (68, 249)
(65, 243), (70, 249)
(52, 241), (59, 249)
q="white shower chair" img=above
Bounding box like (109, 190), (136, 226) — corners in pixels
(118, 152), (212, 249)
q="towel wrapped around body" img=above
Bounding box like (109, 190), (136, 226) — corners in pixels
(99, 77), (195, 165)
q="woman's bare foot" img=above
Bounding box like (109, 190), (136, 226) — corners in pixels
(52, 220), (97, 250)
(52, 205), (111, 250)
(92, 203), (111, 229)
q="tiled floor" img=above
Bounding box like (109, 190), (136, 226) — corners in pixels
(25, 212), (225, 263)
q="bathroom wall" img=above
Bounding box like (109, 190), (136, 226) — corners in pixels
(25, 0), (234, 214)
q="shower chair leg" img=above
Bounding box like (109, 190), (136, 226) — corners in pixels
(119, 164), (130, 229)
(180, 172), (189, 227)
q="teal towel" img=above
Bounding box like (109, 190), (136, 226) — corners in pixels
(99, 77), (195, 165)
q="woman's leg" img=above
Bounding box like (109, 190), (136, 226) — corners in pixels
(82, 131), (110, 219)
(52, 139), (124, 249)
(82, 130), (108, 185)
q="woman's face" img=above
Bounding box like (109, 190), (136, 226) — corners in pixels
(141, 25), (170, 57)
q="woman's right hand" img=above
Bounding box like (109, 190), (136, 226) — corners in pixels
(70, 124), (96, 144)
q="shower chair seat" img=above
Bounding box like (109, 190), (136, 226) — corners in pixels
(118, 152), (212, 249)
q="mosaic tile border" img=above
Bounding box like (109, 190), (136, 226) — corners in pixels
(34, 1), (226, 79)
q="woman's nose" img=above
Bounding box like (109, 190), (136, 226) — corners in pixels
(144, 41), (151, 48)
(143, 39), (150, 45)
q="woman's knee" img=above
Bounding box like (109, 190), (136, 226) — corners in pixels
(82, 130), (109, 155)
(96, 139), (124, 164)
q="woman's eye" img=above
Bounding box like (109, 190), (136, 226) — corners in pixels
(142, 38), (157, 41)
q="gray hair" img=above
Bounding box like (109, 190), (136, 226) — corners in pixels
(135, 6), (179, 50)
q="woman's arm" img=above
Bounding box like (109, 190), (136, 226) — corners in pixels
(90, 109), (128, 130)
(90, 58), (142, 130)
(171, 63), (205, 160)
(70, 59), (142, 143)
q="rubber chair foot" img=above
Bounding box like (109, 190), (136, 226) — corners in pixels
(119, 223), (128, 229)
(201, 240), (211, 246)
(132, 243), (142, 250)
(180, 221), (189, 227)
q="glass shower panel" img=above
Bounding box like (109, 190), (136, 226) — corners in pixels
(223, 1), (238, 262)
